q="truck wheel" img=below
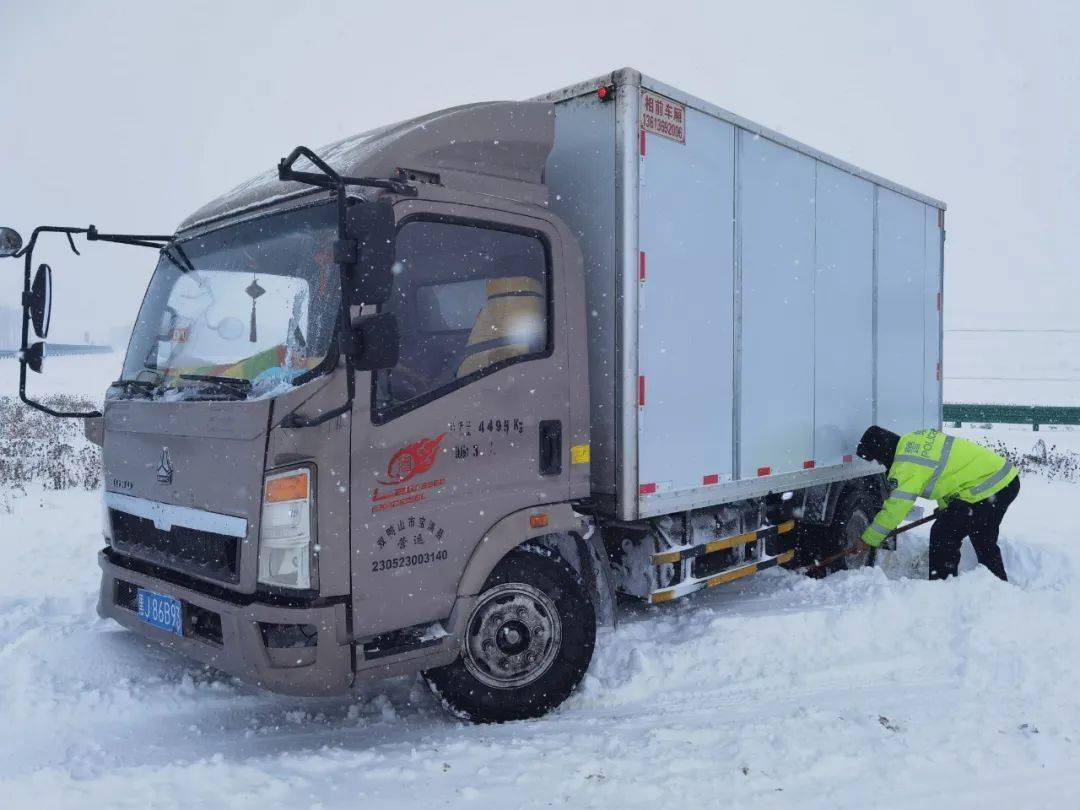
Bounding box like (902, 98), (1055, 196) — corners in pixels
(827, 486), (882, 571)
(423, 545), (596, 723)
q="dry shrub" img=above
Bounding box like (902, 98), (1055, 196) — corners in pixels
(0, 395), (101, 491)
(981, 436), (1079, 483)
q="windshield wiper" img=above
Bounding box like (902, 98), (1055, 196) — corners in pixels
(160, 241), (195, 274)
(177, 374), (253, 399)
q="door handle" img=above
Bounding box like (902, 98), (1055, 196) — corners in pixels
(539, 420), (562, 476)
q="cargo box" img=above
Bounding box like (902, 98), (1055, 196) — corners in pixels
(540, 69), (944, 520)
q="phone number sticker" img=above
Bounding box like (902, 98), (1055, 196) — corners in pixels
(371, 549), (449, 573)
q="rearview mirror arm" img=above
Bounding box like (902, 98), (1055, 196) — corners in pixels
(18, 366), (102, 417)
(8, 224), (172, 420)
(86, 225), (173, 249)
(277, 145), (417, 199)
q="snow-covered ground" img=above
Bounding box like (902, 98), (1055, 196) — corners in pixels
(2, 429), (1079, 809)
(1, 358), (1079, 809)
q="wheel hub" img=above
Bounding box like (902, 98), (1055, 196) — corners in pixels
(463, 583), (562, 689)
(496, 620), (530, 655)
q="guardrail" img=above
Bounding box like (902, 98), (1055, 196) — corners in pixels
(944, 403), (1080, 430)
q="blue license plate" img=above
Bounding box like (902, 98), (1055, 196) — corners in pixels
(136, 588), (184, 636)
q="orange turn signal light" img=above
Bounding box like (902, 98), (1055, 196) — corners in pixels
(529, 513), (549, 529)
(265, 470), (309, 503)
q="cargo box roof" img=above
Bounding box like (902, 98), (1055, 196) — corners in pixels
(536, 67), (946, 211)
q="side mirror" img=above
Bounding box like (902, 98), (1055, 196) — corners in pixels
(351, 312), (399, 371)
(24, 341), (45, 374)
(30, 263), (52, 338)
(349, 202), (395, 305)
(0, 227), (22, 257)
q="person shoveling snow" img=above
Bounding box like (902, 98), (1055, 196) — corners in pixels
(856, 426), (1019, 581)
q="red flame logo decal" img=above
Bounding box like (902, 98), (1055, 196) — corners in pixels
(378, 433), (446, 485)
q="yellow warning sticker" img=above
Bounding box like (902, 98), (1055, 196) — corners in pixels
(571, 444), (591, 465)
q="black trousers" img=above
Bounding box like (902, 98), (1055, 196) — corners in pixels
(928, 477), (1019, 581)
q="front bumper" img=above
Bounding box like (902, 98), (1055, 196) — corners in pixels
(97, 551), (353, 696)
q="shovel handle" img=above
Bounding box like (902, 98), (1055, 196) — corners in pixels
(889, 510), (940, 537)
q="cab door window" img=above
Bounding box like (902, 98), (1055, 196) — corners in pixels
(373, 219), (550, 419)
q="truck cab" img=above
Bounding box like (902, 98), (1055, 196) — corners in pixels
(81, 101), (605, 719)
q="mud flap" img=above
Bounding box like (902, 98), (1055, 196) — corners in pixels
(577, 531), (617, 629)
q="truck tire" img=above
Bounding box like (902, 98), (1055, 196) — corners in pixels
(825, 485), (882, 572)
(795, 483), (883, 576)
(423, 544), (596, 723)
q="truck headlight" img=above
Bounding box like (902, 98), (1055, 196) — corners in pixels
(258, 467), (315, 590)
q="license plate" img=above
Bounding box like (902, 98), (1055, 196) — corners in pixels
(136, 588), (184, 636)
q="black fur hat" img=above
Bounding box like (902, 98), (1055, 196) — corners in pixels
(857, 425), (900, 468)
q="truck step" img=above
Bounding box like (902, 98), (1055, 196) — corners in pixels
(650, 520), (795, 566)
(649, 549), (796, 604)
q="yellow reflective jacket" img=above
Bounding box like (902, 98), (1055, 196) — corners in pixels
(861, 429), (1018, 547)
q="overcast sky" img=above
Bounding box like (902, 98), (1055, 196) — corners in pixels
(2, 0), (1077, 345)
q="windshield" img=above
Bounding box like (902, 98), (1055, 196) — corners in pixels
(117, 203), (340, 400)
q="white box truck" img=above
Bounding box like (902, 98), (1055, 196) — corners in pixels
(1, 68), (943, 722)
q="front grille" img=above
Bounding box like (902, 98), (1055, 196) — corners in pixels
(110, 509), (241, 583)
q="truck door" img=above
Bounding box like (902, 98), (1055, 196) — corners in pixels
(350, 203), (571, 638)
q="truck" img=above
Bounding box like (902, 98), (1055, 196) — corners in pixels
(0, 68), (944, 723)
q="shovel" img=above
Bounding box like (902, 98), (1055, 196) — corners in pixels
(799, 511), (940, 575)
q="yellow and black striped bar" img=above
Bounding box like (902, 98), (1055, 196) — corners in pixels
(649, 549), (796, 604)
(651, 520), (795, 567)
